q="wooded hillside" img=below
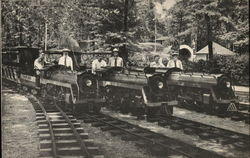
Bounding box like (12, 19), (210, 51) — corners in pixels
(1, 0), (249, 55)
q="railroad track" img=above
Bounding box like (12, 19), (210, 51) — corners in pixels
(79, 113), (224, 158)
(176, 104), (250, 124)
(230, 111), (250, 124)
(158, 116), (250, 151)
(29, 98), (104, 158)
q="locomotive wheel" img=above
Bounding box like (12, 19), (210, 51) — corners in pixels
(120, 98), (130, 114)
(93, 104), (102, 113)
(231, 115), (242, 121)
(146, 107), (160, 120)
(31, 89), (38, 95)
(22, 86), (28, 92)
(40, 86), (47, 98)
(198, 132), (213, 140)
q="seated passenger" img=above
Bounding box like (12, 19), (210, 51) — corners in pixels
(58, 48), (73, 71)
(92, 55), (107, 74)
(34, 51), (46, 86)
(108, 48), (124, 67)
(150, 55), (165, 68)
(166, 52), (183, 70)
(34, 52), (46, 72)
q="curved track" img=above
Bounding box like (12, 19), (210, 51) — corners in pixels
(79, 113), (224, 158)
(30, 98), (104, 158)
(158, 116), (249, 151)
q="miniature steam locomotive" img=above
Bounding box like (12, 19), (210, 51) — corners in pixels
(96, 67), (179, 118)
(2, 46), (103, 113)
(165, 71), (239, 113)
(96, 66), (239, 116)
(2, 46), (239, 117)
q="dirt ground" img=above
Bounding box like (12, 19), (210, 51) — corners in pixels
(173, 107), (249, 135)
(2, 88), (249, 158)
(1, 89), (164, 158)
(102, 107), (250, 158)
(1, 90), (39, 158)
(80, 121), (164, 158)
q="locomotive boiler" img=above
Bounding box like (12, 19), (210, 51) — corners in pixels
(96, 67), (179, 118)
(2, 46), (104, 113)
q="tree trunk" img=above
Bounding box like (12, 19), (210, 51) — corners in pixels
(122, 0), (129, 65)
(205, 14), (213, 60)
(123, 0), (128, 32)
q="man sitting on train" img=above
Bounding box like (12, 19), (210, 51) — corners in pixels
(92, 54), (107, 74)
(34, 51), (46, 86)
(166, 52), (183, 70)
(34, 51), (46, 73)
(150, 55), (165, 68)
(58, 48), (74, 71)
(108, 48), (124, 67)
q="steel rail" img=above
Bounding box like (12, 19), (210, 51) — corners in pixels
(159, 115), (249, 144)
(54, 104), (91, 158)
(83, 113), (224, 158)
(36, 101), (58, 158)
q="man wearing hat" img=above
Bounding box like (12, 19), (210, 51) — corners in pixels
(108, 48), (124, 67)
(92, 54), (107, 74)
(58, 48), (73, 71)
(166, 52), (183, 70)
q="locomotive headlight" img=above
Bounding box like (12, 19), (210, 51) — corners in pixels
(157, 81), (164, 89)
(226, 81), (231, 88)
(85, 79), (92, 87)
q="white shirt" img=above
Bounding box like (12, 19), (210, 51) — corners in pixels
(150, 61), (165, 68)
(92, 59), (107, 74)
(108, 57), (123, 67)
(167, 59), (183, 70)
(58, 55), (73, 70)
(34, 58), (44, 70)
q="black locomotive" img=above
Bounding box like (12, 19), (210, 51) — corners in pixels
(2, 46), (239, 117)
(2, 46), (103, 113)
(96, 67), (179, 118)
(96, 66), (239, 117)
(164, 71), (239, 113)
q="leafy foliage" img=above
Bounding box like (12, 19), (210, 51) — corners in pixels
(181, 55), (249, 85)
(163, 0), (249, 54)
(1, 0), (249, 85)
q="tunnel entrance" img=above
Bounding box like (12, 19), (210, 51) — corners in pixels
(179, 48), (191, 61)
